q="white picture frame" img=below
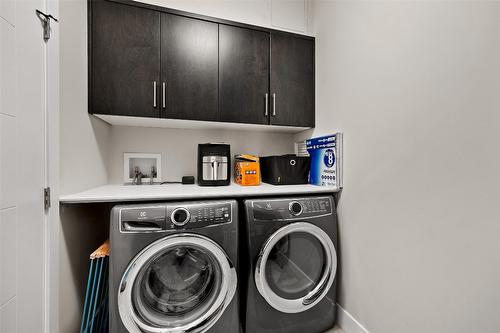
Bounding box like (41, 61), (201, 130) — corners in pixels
(123, 153), (162, 184)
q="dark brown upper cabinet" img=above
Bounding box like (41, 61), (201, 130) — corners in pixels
(89, 0), (315, 129)
(270, 33), (315, 127)
(160, 14), (218, 121)
(219, 25), (270, 125)
(90, 0), (160, 118)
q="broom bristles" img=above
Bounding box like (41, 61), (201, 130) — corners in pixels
(90, 240), (109, 259)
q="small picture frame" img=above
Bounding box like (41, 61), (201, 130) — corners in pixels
(123, 153), (162, 184)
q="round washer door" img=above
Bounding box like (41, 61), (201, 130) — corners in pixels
(255, 222), (337, 313)
(118, 233), (237, 333)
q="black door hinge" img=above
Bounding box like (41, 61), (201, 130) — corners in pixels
(36, 9), (58, 41)
(44, 187), (51, 210)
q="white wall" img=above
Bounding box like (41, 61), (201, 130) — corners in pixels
(59, 0), (110, 196)
(140, 0), (313, 34)
(108, 126), (294, 183)
(307, 1), (500, 332)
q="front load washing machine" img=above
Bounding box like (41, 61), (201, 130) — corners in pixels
(109, 200), (239, 333)
(242, 196), (338, 333)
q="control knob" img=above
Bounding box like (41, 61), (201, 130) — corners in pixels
(171, 207), (190, 226)
(289, 201), (303, 216)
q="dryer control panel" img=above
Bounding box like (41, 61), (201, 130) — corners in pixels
(251, 196), (333, 221)
(119, 201), (233, 233)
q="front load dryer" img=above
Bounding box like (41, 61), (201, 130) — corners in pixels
(242, 196), (338, 333)
(109, 200), (239, 333)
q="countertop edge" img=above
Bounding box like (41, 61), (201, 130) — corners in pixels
(59, 184), (341, 204)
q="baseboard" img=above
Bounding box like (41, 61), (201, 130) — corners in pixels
(336, 304), (370, 333)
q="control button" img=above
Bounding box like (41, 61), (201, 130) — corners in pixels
(289, 201), (303, 216)
(171, 208), (190, 226)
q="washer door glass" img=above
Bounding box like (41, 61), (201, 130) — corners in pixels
(132, 245), (221, 327)
(265, 231), (325, 299)
(118, 234), (237, 333)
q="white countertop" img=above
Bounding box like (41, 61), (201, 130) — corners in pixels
(59, 183), (340, 204)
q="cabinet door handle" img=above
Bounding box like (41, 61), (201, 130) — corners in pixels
(272, 93), (276, 116)
(162, 82), (166, 109)
(265, 93), (269, 116)
(153, 81), (157, 108)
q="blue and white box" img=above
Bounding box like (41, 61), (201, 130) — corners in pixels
(306, 133), (343, 188)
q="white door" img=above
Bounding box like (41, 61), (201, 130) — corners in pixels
(0, 0), (58, 332)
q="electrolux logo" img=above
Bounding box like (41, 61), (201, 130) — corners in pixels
(323, 149), (335, 168)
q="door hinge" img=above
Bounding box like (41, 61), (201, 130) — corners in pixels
(44, 187), (51, 210)
(36, 9), (59, 41)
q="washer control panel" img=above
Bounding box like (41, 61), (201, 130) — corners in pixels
(119, 201), (233, 232)
(166, 202), (232, 230)
(251, 197), (332, 221)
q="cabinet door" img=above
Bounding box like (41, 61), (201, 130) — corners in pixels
(270, 33), (314, 127)
(219, 25), (269, 124)
(161, 14), (218, 121)
(91, 1), (160, 117)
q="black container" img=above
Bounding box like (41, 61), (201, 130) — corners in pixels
(260, 155), (310, 185)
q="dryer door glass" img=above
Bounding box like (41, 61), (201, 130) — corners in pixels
(255, 222), (337, 313)
(265, 231), (325, 299)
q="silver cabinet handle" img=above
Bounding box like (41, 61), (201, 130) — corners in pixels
(162, 82), (166, 109)
(272, 93), (276, 116)
(265, 93), (269, 116)
(153, 81), (157, 108)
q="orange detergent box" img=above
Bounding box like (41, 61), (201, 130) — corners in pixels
(234, 154), (261, 186)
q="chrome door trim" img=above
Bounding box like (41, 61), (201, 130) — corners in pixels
(118, 233), (237, 333)
(255, 222), (337, 313)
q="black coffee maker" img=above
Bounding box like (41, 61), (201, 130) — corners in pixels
(197, 143), (231, 186)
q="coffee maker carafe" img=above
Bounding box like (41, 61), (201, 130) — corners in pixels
(197, 143), (231, 186)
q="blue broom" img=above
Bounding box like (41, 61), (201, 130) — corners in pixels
(80, 240), (109, 333)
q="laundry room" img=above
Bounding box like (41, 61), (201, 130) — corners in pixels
(1, 0), (500, 333)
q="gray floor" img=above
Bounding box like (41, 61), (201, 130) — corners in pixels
(324, 326), (345, 333)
